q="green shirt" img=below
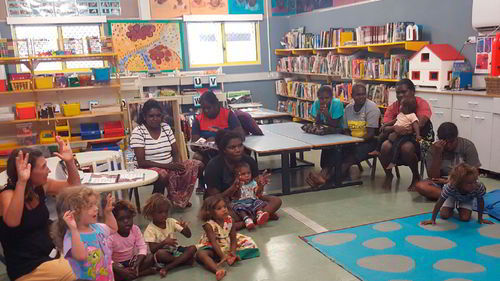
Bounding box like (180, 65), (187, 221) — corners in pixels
(310, 98), (344, 127)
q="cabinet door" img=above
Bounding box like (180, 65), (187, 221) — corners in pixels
(471, 111), (493, 171)
(451, 109), (473, 140)
(490, 114), (500, 173)
(431, 107), (452, 132)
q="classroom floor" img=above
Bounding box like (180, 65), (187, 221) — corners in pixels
(0, 150), (498, 281)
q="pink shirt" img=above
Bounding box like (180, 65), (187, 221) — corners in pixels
(108, 225), (148, 263)
(394, 112), (419, 128)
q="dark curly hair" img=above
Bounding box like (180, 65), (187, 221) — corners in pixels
(215, 130), (244, 152)
(437, 122), (458, 140)
(112, 200), (137, 218)
(396, 78), (416, 92)
(138, 99), (163, 125)
(198, 194), (226, 222)
(199, 90), (219, 106)
(142, 193), (172, 221)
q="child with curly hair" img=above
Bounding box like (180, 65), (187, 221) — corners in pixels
(421, 163), (493, 225)
(196, 195), (260, 280)
(108, 200), (165, 280)
(142, 194), (196, 277)
(52, 186), (118, 280)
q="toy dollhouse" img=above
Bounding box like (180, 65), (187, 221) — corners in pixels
(409, 44), (465, 89)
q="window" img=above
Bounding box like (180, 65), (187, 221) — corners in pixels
(421, 53), (430, 62)
(187, 21), (260, 67)
(429, 71), (439, 81)
(12, 24), (104, 73)
(411, 71), (420, 80)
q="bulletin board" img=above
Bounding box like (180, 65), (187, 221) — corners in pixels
(228, 0), (264, 14)
(150, 0), (190, 19)
(189, 0), (228, 15)
(272, 0), (373, 16)
(109, 20), (184, 72)
(6, 0), (120, 17)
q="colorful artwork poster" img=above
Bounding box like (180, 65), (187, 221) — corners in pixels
(228, 0), (264, 14)
(150, 0), (190, 19)
(111, 21), (184, 72)
(190, 0), (228, 15)
(475, 36), (493, 74)
(271, 0), (295, 16)
(333, 0), (372, 7)
(296, 0), (313, 13)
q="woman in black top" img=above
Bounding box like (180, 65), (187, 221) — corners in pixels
(204, 130), (282, 229)
(0, 137), (80, 281)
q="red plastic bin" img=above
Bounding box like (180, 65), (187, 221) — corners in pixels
(9, 73), (32, 81)
(103, 121), (124, 138)
(16, 106), (36, 120)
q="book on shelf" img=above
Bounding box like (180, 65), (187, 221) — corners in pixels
(277, 100), (312, 120)
(275, 80), (320, 101)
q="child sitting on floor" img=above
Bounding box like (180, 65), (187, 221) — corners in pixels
(142, 194), (197, 277)
(421, 163), (493, 225)
(230, 162), (270, 230)
(369, 97), (421, 169)
(108, 200), (165, 280)
(196, 195), (260, 280)
(53, 186), (117, 281)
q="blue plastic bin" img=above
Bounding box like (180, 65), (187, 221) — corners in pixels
(80, 123), (101, 140)
(92, 68), (110, 82)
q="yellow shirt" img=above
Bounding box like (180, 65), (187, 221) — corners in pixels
(143, 218), (183, 243)
(347, 120), (367, 138)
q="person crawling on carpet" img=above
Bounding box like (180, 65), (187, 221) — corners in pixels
(421, 163), (493, 225)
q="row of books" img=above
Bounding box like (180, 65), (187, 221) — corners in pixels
(282, 22), (422, 49)
(275, 80), (322, 101)
(277, 52), (410, 80)
(335, 83), (389, 106)
(277, 100), (313, 120)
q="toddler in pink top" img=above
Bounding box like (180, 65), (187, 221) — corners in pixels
(108, 200), (165, 280)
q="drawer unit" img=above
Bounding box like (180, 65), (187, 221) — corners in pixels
(417, 92), (453, 109)
(452, 95), (494, 113)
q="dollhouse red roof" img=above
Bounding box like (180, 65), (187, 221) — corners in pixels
(410, 44), (465, 61)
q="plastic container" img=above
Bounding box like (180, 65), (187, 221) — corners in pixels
(0, 138), (17, 150)
(61, 103), (81, 117)
(15, 102), (36, 120)
(55, 120), (71, 141)
(10, 80), (32, 91)
(0, 79), (7, 91)
(35, 76), (54, 89)
(92, 68), (110, 83)
(103, 121), (124, 138)
(91, 143), (121, 151)
(18, 133), (37, 146)
(54, 74), (68, 88)
(69, 77), (80, 87)
(78, 73), (92, 86)
(16, 122), (33, 136)
(80, 123), (101, 140)
(39, 130), (55, 144)
(9, 73), (31, 81)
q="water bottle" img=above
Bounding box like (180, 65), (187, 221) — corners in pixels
(124, 148), (136, 172)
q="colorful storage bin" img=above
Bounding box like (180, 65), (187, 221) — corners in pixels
(35, 76), (54, 89)
(80, 123), (101, 140)
(103, 121), (124, 138)
(61, 103), (81, 117)
(11, 80), (32, 91)
(92, 68), (110, 83)
(18, 133), (37, 146)
(15, 102), (36, 120)
(9, 73), (32, 81)
(78, 73), (92, 86)
(39, 130), (55, 144)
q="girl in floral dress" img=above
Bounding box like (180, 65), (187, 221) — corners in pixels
(195, 195), (259, 280)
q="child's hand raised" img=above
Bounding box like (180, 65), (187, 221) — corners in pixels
(63, 210), (78, 230)
(420, 219), (436, 225)
(104, 193), (114, 213)
(162, 237), (178, 247)
(177, 219), (189, 229)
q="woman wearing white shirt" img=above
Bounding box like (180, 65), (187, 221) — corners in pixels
(130, 99), (203, 208)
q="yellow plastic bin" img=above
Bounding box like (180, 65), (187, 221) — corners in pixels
(40, 130), (56, 144)
(61, 103), (81, 117)
(35, 76), (54, 89)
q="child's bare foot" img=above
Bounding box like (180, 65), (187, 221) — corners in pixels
(368, 150), (380, 156)
(386, 163), (396, 170)
(159, 268), (167, 278)
(256, 211), (269, 225)
(216, 269), (226, 281)
(407, 175), (420, 191)
(244, 218), (255, 230)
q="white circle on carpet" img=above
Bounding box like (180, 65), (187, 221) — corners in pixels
(373, 221), (402, 232)
(418, 219), (458, 231)
(362, 237), (395, 250)
(313, 233), (356, 246)
(433, 259), (485, 273)
(405, 235), (456, 250)
(476, 244), (500, 258)
(357, 255), (415, 273)
(478, 224), (500, 239)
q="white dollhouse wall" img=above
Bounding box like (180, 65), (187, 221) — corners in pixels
(409, 46), (464, 90)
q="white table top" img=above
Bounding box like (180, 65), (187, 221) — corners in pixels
(244, 131), (311, 153)
(260, 122), (363, 148)
(241, 108), (291, 120)
(84, 169), (158, 193)
(74, 150), (122, 166)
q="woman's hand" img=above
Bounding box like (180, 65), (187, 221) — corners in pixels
(63, 210), (78, 230)
(104, 193), (114, 214)
(166, 162), (186, 173)
(432, 140), (446, 156)
(15, 150), (31, 184)
(53, 136), (74, 162)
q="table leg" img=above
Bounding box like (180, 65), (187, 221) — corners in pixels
(334, 146), (343, 186)
(299, 151), (304, 160)
(290, 152), (297, 168)
(281, 152), (291, 195)
(120, 189), (128, 200)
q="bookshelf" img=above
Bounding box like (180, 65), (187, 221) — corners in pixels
(275, 42), (429, 56)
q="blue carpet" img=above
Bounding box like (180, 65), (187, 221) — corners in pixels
(301, 213), (500, 281)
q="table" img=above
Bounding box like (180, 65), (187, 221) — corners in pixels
(240, 108), (292, 122)
(244, 131), (311, 195)
(244, 122), (364, 195)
